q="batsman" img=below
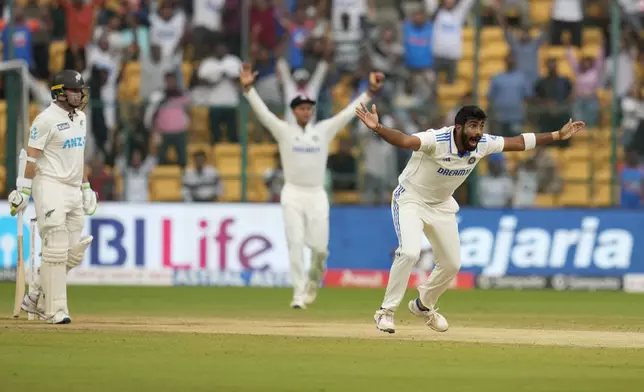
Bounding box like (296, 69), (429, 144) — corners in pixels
(8, 70), (98, 324)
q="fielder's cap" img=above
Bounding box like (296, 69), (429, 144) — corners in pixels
(293, 68), (310, 82)
(290, 95), (316, 109)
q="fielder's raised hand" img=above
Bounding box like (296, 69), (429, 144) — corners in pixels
(240, 63), (259, 93)
(554, 119), (585, 141)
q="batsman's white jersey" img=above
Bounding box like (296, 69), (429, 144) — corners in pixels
(27, 103), (87, 319)
(244, 87), (371, 305)
(382, 127), (504, 311)
(28, 103), (87, 187)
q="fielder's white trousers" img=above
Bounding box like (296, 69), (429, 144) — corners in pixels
(281, 183), (329, 302)
(381, 185), (461, 311)
(32, 176), (84, 317)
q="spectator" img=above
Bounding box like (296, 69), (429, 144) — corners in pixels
(192, 0), (226, 59)
(495, 7), (548, 95)
(328, 138), (357, 191)
(393, 75), (433, 127)
(331, 0), (368, 73)
(550, 0), (583, 47)
(88, 152), (116, 201)
(283, 6), (313, 70)
(119, 147), (157, 202)
(140, 44), (176, 102)
(21, 4), (52, 79)
(403, 9), (434, 84)
(59, 0), (102, 71)
(120, 12), (151, 60)
(88, 64), (111, 157)
(566, 44), (604, 128)
(250, 0), (279, 50)
(251, 44), (281, 106)
(357, 112), (397, 205)
(478, 153), (514, 208)
(182, 150), (223, 202)
(264, 151), (284, 202)
(277, 53), (328, 125)
(620, 151), (643, 208)
(487, 54), (528, 137)
(149, 0), (188, 66)
(368, 24), (404, 96)
(622, 84), (644, 149)
(83, 34), (119, 134)
(1, 8), (34, 71)
(602, 37), (635, 101)
(93, 15), (128, 62)
(222, 0), (242, 57)
(532, 146), (563, 194)
(532, 58), (574, 147)
(145, 72), (190, 167)
(194, 42), (242, 143)
(512, 157), (539, 208)
(431, 0), (475, 84)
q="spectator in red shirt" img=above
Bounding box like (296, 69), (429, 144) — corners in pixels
(251, 0), (278, 50)
(58, 0), (104, 71)
(88, 153), (116, 201)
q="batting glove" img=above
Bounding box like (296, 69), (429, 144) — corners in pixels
(8, 188), (30, 216)
(81, 183), (98, 216)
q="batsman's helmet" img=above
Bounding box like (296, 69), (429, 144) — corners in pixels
(50, 69), (89, 109)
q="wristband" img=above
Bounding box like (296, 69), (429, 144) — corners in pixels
(551, 131), (560, 141)
(521, 133), (536, 150)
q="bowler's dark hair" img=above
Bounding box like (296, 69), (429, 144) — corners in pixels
(454, 105), (487, 128)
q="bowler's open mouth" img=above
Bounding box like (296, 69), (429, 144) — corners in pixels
(468, 136), (481, 148)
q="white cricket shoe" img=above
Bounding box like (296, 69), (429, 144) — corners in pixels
(21, 291), (45, 319)
(408, 298), (448, 332)
(47, 311), (71, 325)
(374, 309), (396, 334)
(290, 300), (306, 309)
(303, 281), (318, 305)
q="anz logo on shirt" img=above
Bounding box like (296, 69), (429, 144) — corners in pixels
(62, 136), (85, 149)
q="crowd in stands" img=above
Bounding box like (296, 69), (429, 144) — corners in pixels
(0, 0), (643, 208)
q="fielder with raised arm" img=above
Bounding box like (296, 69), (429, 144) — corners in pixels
(8, 70), (98, 324)
(355, 103), (584, 333)
(240, 63), (383, 309)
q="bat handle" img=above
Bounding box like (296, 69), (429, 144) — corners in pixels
(17, 211), (23, 236)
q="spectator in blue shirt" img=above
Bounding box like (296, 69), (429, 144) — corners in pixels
(487, 55), (529, 137)
(1, 8), (34, 70)
(403, 10), (433, 71)
(621, 151), (643, 209)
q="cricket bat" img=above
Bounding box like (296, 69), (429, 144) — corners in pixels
(13, 211), (25, 318)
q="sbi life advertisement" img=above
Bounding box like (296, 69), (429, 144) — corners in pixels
(0, 203), (642, 292)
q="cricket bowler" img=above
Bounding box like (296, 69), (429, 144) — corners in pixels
(240, 63), (384, 308)
(355, 103), (584, 333)
(9, 70), (98, 324)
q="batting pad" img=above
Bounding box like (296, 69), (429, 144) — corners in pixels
(41, 227), (69, 317)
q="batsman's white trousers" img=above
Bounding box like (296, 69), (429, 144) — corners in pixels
(32, 176), (84, 317)
(381, 185), (461, 311)
(280, 183), (329, 302)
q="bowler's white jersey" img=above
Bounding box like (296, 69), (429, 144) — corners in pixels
(245, 88), (369, 188)
(399, 126), (504, 205)
(28, 103), (87, 187)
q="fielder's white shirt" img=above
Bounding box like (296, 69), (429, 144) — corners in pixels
(398, 126), (505, 206)
(28, 103), (87, 187)
(244, 87), (370, 188)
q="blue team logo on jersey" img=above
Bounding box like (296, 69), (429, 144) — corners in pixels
(30, 125), (37, 140)
(468, 157), (476, 164)
(62, 136), (85, 149)
(0, 217), (31, 269)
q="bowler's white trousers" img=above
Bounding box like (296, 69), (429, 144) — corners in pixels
(32, 176), (85, 318)
(381, 185), (461, 310)
(280, 183), (329, 302)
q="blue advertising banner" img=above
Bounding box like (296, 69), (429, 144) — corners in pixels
(328, 208), (643, 277)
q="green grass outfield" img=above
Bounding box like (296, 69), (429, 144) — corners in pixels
(1, 285), (644, 392)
